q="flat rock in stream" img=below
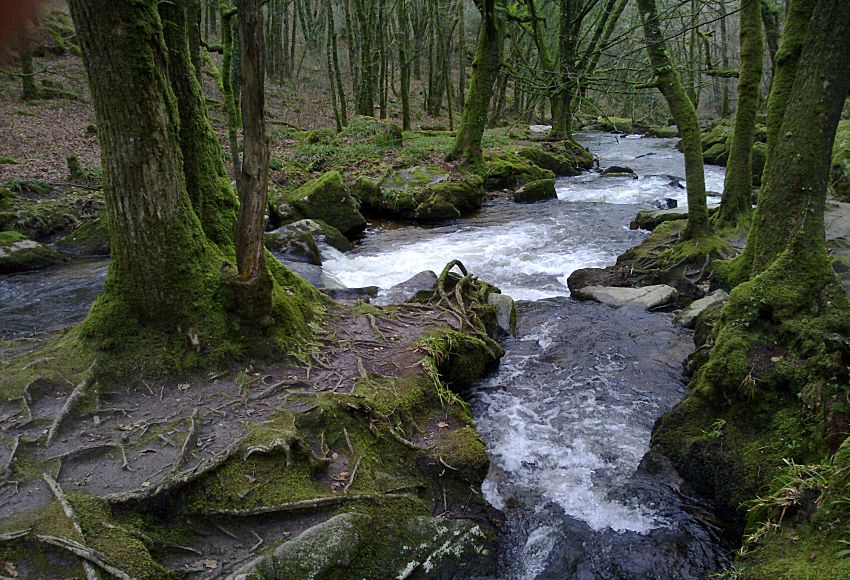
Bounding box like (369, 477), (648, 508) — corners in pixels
(381, 270), (438, 304)
(674, 289), (728, 328)
(573, 284), (678, 310)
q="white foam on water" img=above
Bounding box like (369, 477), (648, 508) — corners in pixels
(322, 217), (622, 301)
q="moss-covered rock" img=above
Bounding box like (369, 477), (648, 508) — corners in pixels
(513, 178), (556, 203)
(701, 119), (734, 151)
(366, 167), (484, 221)
(265, 218), (352, 264)
(281, 170), (367, 236)
(602, 165), (637, 178)
(703, 142), (729, 165)
(589, 116), (634, 133)
(646, 125), (679, 138)
(484, 152), (554, 191)
(517, 140), (593, 177)
(831, 119), (850, 201)
(56, 216), (110, 257)
(0, 231), (63, 273)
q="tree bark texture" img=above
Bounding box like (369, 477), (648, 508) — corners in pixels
(637, 0), (711, 240)
(714, 0), (764, 227)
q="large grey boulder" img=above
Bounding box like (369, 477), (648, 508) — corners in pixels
(674, 290), (729, 328)
(573, 284), (678, 310)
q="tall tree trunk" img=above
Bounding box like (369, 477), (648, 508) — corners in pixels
(719, 3), (731, 117)
(326, 0), (343, 131)
(449, 0), (503, 167)
(329, 0), (348, 126)
(738, 0), (848, 278)
(236, 0), (272, 313)
(69, 0), (226, 337)
(457, 0), (466, 111)
(637, 0), (712, 240)
(220, 2), (242, 181)
(161, 0), (239, 249)
(397, 0), (412, 131)
(761, 0), (780, 92)
(714, 0), (764, 228)
(187, 0), (204, 81)
(763, 0), (814, 158)
(18, 26), (38, 101)
(551, 0), (577, 140)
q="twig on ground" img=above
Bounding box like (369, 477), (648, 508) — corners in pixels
(35, 535), (133, 580)
(42, 473), (99, 580)
(342, 456), (362, 493)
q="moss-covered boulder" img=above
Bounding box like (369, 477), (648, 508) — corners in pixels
(56, 216), (110, 257)
(265, 218), (352, 265)
(484, 152), (554, 191)
(0, 231), (63, 273)
(513, 178), (556, 203)
(646, 125), (679, 138)
(700, 119), (734, 151)
(703, 142), (729, 165)
(831, 119), (850, 201)
(589, 116), (634, 133)
(364, 166), (484, 221)
(280, 170), (367, 236)
(602, 165), (637, 178)
(342, 115), (403, 147)
(517, 141), (593, 177)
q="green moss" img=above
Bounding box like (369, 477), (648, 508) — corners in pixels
(283, 170), (366, 236)
(704, 141), (730, 165)
(517, 141), (593, 176)
(591, 116), (634, 133)
(0, 230), (24, 245)
(56, 216), (110, 256)
(736, 521), (850, 579)
(419, 328), (503, 392)
(484, 152), (554, 191)
(653, 393), (823, 525)
(513, 178), (556, 203)
(71, 493), (176, 579)
(0, 234), (63, 273)
(831, 119), (850, 201)
(434, 426), (489, 480)
(0, 156), (20, 164)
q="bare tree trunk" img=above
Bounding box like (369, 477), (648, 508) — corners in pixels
(236, 0), (271, 292)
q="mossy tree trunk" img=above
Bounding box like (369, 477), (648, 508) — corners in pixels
(760, 0), (780, 92)
(69, 0), (228, 338)
(694, 0), (850, 417)
(18, 26), (38, 101)
(220, 1), (242, 181)
(739, 0), (850, 278)
(161, 0), (239, 250)
(637, 0), (712, 240)
(449, 0), (504, 168)
(763, 0), (814, 159)
(397, 0), (412, 131)
(714, 0), (764, 228)
(69, 0), (317, 370)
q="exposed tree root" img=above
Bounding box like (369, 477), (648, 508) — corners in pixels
(46, 363), (95, 446)
(166, 408), (200, 478)
(43, 473), (99, 580)
(2, 435), (19, 481)
(35, 535), (134, 580)
(198, 492), (412, 516)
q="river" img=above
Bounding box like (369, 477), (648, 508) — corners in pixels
(0, 132), (732, 578)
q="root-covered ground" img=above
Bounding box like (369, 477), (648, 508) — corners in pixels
(0, 281), (506, 578)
